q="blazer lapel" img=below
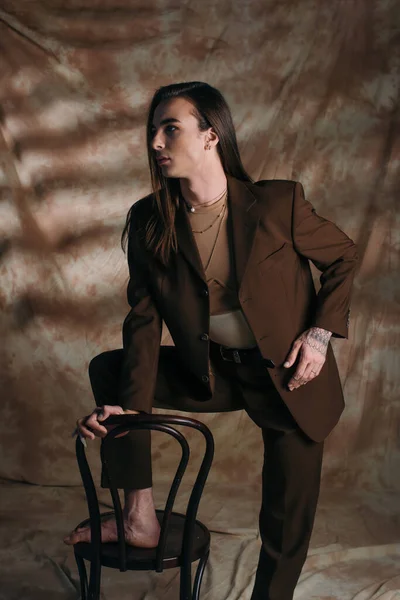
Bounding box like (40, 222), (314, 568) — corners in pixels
(226, 174), (260, 290)
(175, 173), (260, 290)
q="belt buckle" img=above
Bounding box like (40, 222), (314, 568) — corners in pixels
(232, 350), (241, 364)
(219, 345), (228, 361)
(219, 345), (242, 363)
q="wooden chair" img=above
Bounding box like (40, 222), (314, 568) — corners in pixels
(72, 412), (214, 600)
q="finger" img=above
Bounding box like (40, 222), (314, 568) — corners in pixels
(304, 357), (324, 378)
(284, 347), (300, 369)
(288, 378), (302, 390)
(78, 420), (106, 440)
(76, 417), (95, 438)
(288, 361), (310, 389)
(283, 340), (302, 367)
(84, 414), (108, 435)
(97, 405), (124, 421)
(297, 358), (323, 387)
(292, 354), (310, 381)
(115, 431), (130, 438)
(288, 374), (301, 390)
(77, 420), (96, 440)
(300, 363), (317, 385)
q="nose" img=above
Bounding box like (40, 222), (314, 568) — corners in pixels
(151, 131), (164, 151)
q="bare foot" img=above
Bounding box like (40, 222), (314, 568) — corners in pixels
(63, 512), (161, 548)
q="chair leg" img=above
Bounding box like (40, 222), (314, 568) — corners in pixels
(87, 559), (102, 600)
(180, 560), (192, 600)
(74, 550), (88, 600)
(192, 550), (210, 600)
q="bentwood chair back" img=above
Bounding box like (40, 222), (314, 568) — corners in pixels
(72, 413), (214, 600)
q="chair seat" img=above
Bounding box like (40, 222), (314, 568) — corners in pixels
(73, 509), (211, 571)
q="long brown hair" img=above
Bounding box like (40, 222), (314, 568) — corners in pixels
(121, 81), (254, 267)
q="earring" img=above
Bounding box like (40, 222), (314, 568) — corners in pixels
(205, 140), (211, 150)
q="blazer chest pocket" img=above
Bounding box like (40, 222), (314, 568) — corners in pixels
(257, 242), (293, 275)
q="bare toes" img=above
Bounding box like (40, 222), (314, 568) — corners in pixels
(63, 527), (90, 545)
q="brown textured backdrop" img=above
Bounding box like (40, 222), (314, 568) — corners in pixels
(0, 1), (399, 598)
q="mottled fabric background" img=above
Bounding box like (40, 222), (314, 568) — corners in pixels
(0, 1), (399, 598)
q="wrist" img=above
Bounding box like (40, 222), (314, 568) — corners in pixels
(310, 326), (332, 338)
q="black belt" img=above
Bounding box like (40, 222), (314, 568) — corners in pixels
(211, 340), (275, 368)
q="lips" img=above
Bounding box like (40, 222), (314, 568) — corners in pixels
(157, 157), (170, 165)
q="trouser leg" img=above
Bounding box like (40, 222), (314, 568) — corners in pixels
(250, 426), (324, 600)
(221, 359), (324, 600)
(88, 350), (152, 490)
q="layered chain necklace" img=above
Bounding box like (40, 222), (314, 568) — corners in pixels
(186, 186), (227, 214)
(189, 188), (228, 272)
(190, 188), (227, 234)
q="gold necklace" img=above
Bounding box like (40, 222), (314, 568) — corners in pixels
(191, 200), (226, 234)
(187, 187), (228, 212)
(204, 202), (227, 271)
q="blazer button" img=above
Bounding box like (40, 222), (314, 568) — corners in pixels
(200, 333), (209, 341)
(201, 375), (209, 383)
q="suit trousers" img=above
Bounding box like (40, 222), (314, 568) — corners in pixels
(88, 341), (324, 600)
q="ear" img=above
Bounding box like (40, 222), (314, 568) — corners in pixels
(207, 127), (219, 146)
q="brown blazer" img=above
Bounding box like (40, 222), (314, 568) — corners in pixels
(118, 174), (359, 442)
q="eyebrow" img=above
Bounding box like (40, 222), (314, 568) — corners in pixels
(150, 118), (181, 131)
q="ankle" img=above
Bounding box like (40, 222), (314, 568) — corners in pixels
(123, 487), (155, 515)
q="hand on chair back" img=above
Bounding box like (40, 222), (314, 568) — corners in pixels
(76, 405), (139, 440)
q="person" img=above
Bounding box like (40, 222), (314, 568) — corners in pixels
(64, 81), (358, 599)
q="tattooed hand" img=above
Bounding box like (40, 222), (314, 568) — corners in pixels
(283, 327), (332, 390)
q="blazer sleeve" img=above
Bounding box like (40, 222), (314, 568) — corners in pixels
(117, 206), (162, 411)
(291, 181), (359, 339)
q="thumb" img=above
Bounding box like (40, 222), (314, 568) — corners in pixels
(283, 340), (301, 367)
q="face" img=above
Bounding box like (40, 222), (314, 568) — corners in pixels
(150, 97), (217, 178)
